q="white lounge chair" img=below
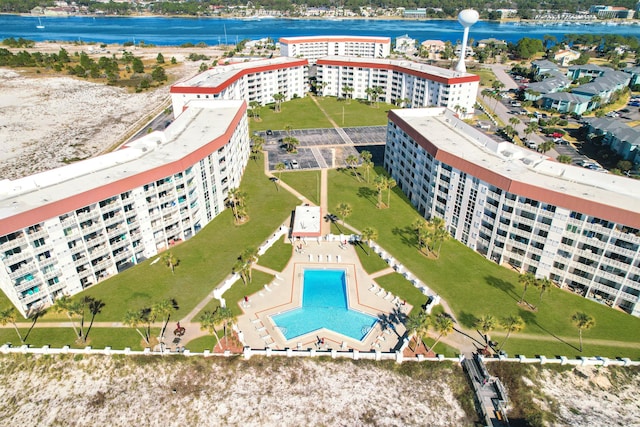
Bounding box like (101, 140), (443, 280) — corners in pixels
(384, 291), (393, 300)
(271, 280), (280, 287)
(341, 341), (348, 350)
(251, 318), (262, 324)
(336, 255), (341, 263)
(327, 254), (331, 262)
(255, 326), (266, 333)
(264, 284), (272, 292)
(318, 254), (322, 262)
(368, 284), (377, 292)
(309, 254), (313, 262)
(391, 296), (400, 305)
(376, 288), (386, 297)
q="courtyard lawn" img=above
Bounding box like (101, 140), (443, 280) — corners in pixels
(278, 170), (321, 205)
(496, 337), (640, 360)
(353, 240), (390, 274)
(315, 97), (397, 127)
(36, 155), (298, 323)
(194, 270), (275, 320)
(0, 327), (159, 351)
(256, 235), (293, 272)
(316, 167), (640, 353)
(374, 272), (429, 317)
(184, 332), (223, 352)
(249, 97), (332, 132)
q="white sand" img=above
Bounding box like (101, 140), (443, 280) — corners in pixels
(0, 356), (469, 426)
(0, 43), (219, 180)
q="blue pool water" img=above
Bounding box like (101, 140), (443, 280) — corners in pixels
(271, 269), (378, 341)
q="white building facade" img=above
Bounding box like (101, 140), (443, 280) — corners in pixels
(279, 36), (391, 63)
(0, 100), (249, 316)
(385, 108), (640, 316)
(316, 56), (479, 117)
(170, 57), (309, 115)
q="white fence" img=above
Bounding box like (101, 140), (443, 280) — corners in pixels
(1, 344), (636, 366)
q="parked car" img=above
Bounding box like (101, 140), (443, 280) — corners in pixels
(266, 129), (273, 135)
(290, 159), (300, 169)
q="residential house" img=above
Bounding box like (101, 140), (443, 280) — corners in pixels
(541, 92), (591, 114)
(395, 34), (417, 54)
(554, 49), (581, 67)
(585, 117), (640, 162)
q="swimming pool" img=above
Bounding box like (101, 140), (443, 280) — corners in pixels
(271, 269), (378, 341)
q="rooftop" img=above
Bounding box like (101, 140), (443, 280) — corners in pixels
(170, 57), (308, 93)
(390, 108), (640, 226)
(0, 100), (245, 234)
(317, 56), (479, 81)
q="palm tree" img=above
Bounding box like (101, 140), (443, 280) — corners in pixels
(163, 251), (179, 274)
(474, 314), (497, 344)
(518, 272), (536, 304)
(405, 310), (430, 351)
(275, 162), (286, 181)
(240, 247), (258, 283)
(498, 315), (524, 352)
(283, 136), (299, 153)
(232, 258), (250, 285)
(216, 306), (236, 346)
(360, 227), (378, 255)
(386, 178), (396, 207)
(373, 175), (387, 208)
(571, 312), (595, 352)
(430, 315), (454, 354)
(52, 295), (82, 341)
(360, 150), (373, 183)
(557, 155), (572, 164)
(272, 92), (285, 112)
(152, 298), (176, 341)
(248, 100), (260, 120)
(538, 140), (555, 154)
(345, 154), (360, 181)
(342, 85), (354, 103)
(335, 202), (352, 226)
(429, 216), (448, 258)
(536, 277), (553, 302)
(365, 86), (375, 105)
(123, 309), (151, 346)
(250, 135), (264, 159)
(524, 122), (538, 140)
(509, 117), (520, 127)
(200, 309), (222, 350)
(227, 188), (247, 224)
(373, 86), (384, 107)
(0, 307), (24, 343)
(412, 218), (430, 252)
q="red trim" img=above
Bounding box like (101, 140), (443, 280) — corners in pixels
(389, 110), (640, 229)
(280, 36), (390, 44)
(170, 59), (309, 95)
(316, 58), (479, 85)
(0, 102), (247, 236)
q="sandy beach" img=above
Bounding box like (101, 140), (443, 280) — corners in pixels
(0, 42), (219, 180)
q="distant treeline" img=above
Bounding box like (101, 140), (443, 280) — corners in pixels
(0, 38), (168, 91)
(0, 0), (638, 18)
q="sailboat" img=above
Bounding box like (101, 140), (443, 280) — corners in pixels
(36, 17), (45, 29)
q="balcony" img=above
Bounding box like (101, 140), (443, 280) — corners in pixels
(27, 228), (48, 240)
(15, 277), (43, 293)
(81, 222), (104, 236)
(20, 291), (48, 305)
(9, 261), (37, 280)
(88, 243), (109, 258)
(76, 210), (99, 222)
(110, 239), (130, 252)
(60, 215), (76, 227)
(5, 250), (32, 264)
(43, 268), (60, 281)
(0, 235), (27, 252)
(107, 226), (125, 239)
(103, 212), (123, 227)
(92, 258), (113, 272)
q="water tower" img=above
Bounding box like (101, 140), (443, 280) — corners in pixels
(454, 9), (479, 73)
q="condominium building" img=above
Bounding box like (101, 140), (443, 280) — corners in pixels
(385, 108), (640, 316)
(279, 36), (391, 63)
(316, 56), (479, 118)
(0, 100), (249, 316)
(170, 57), (309, 115)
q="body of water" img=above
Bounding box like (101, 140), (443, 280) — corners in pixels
(1, 14), (639, 46)
(271, 269), (378, 341)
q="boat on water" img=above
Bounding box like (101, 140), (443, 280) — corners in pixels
(36, 17), (44, 29)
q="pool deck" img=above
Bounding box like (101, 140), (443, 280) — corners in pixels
(236, 238), (411, 352)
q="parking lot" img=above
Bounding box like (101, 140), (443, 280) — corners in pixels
(257, 126), (386, 171)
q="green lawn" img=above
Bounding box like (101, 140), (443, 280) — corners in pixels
(249, 97), (332, 131)
(315, 97), (397, 127)
(256, 235), (293, 272)
(278, 170), (321, 205)
(374, 272), (429, 317)
(194, 270), (275, 320)
(315, 166), (640, 354)
(248, 96), (394, 133)
(498, 337), (640, 360)
(0, 327), (159, 350)
(353, 240), (390, 274)
(30, 155), (298, 323)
